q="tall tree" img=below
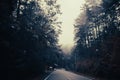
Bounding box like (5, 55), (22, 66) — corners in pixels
(72, 0), (120, 79)
(0, 0), (62, 80)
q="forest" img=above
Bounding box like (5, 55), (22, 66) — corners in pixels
(70, 0), (120, 79)
(0, 0), (64, 80)
(0, 0), (120, 80)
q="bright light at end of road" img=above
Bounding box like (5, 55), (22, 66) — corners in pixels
(58, 0), (85, 54)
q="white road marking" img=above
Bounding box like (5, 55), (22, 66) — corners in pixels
(44, 72), (53, 80)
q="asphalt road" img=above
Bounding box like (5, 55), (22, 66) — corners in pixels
(44, 69), (93, 80)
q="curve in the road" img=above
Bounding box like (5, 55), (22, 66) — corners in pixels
(44, 69), (92, 80)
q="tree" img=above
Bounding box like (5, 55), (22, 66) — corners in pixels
(0, 0), (62, 80)
(72, 0), (120, 78)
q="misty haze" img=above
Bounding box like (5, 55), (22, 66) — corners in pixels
(1, 0), (120, 80)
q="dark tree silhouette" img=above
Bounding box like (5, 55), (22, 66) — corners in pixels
(0, 0), (62, 80)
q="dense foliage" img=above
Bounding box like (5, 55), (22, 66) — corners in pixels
(0, 0), (63, 80)
(72, 0), (120, 79)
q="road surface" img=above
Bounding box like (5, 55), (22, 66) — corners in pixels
(44, 69), (93, 80)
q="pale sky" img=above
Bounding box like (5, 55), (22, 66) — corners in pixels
(58, 0), (85, 54)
